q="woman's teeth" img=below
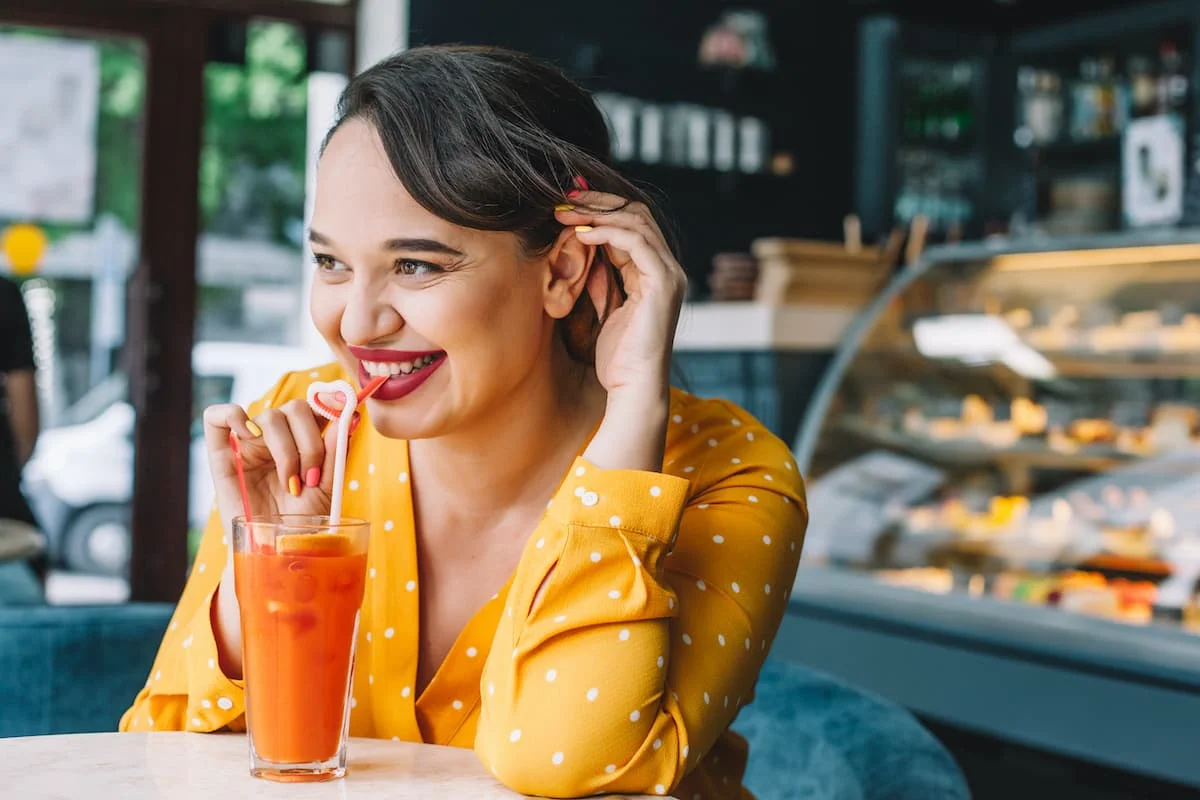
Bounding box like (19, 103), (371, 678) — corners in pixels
(362, 354), (439, 378)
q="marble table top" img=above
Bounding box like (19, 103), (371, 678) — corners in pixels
(0, 732), (673, 798)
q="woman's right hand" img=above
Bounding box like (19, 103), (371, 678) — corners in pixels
(201, 394), (353, 678)
(202, 395), (351, 534)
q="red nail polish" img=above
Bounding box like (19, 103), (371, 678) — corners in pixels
(349, 412), (361, 436)
(567, 189), (582, 199)
(305, 466), (321, 488)
(573, 175), (589, 191)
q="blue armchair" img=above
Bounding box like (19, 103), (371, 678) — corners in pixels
(0, 602), (967, 798)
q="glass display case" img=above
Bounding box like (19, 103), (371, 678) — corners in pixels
(778, 231), (1200, 791)
(800, 230), (1200, 634)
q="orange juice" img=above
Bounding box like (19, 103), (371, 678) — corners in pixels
(235, 532), (367, 767)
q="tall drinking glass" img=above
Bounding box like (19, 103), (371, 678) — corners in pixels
(232, 515), (369, 782)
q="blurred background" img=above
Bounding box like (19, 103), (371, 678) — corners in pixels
(3, 0), (1200, 797)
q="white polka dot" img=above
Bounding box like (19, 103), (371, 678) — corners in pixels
(207, 658), (215, 670)
(452, 700), (463, 710)
(491, 592), (500, 601)
(154, 671), (161, 681)
(384, 627), (395, 638)
(349, 480), (360, 491)
(606, 764), (616, 774)
(401, 686), (411, 697)
(765, 583), (772, 594)
(536, 538), (545, 549)
(653, 738), (662, 750)
(393, 736), (400, 742)
(698, 503), (710, 510)
(590, 551), (602, 562)
(745, 638), (751, 650)
(406, 580), (416, 592)
(191, 717), (203, 727)
(731, 418), (742, 427)
(683, 745), (690, 758)
(545, 669), (558, 682)
(724, 695), (729, 708)
(201, 699), (212, 709)
(554, 614), (567, 623)
(763, 534), (772, 545)
(731, 457), (741, 465)
(672, 691), (679, 702)
(575, 466), (586, 476)
(217, 697), (233, 710)
(703, 692), (710, 704)
(488, 683), (495, 696)
(608, 516), (622, 526)
(369, 568), (376, 579)
(147, 717), (154, 727)
(708, 438), (718, 447)
(713, 534), (725, 544)
(512, 647), (519, 659)
(683, 466), (695, 473)
(221, 535), (227, 546)
(731, 582), (740, 593)
(790, 540), (796, 551)
(696, 579), (706, 591)
(718, 634), (726, 646)
(749, 495), (759, 503)
(366, 632), (372, 642)
(574, 486), (585, 497)
(509, 729), (522, 742)
(399, 471), (408, 482)
(765, 474), (774, 481)
(785, 461), (793, 470)
(655, 784), (666, 795)
(650, 486), (662, 497)
(466, 646), (478, 658)
(762, 640), (767, 650)
(691, 423), (700, 433)
(586, 687), (599, 702)
(368, 463), (375, 474)
(351, 697), (357, 708)
(383, 520), (394, 531)
(581, 491), (599, 506)
(552, 751), (564, 765)
(507, 606), (513, 617)
(309, 370), (320, 378)
(747, 432), (755, 441)
(608, 589), (621, 599)
(668, 597), (675, 609)
(629, 709), (640, 722)
(682, 633), (692, 645)
(369, 674), (374, 685)
(672, 414), (683, 423)
(181, 635), (193, 649)
(632, 555), (641, 567)
(197, 563), (206, 573)
(657, 655), (664, 668)
(618, 628), (630, 641)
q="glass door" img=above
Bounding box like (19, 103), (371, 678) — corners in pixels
(0, 24), (146, 603)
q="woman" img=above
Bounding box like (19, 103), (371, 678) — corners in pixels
(121, 45), (807, 799)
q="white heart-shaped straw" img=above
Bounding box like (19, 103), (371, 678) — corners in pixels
(306, 379), (359, 525)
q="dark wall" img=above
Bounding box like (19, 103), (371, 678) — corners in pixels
(406, 1), (857, 295)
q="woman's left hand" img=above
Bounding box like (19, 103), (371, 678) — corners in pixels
(554, 191), (687, 472)
(555, 192), (688, 402)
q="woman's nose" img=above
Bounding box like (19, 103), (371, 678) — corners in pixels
(341, 287), (404, 345)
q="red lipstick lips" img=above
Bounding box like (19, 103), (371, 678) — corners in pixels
(348, 345), (446, 402)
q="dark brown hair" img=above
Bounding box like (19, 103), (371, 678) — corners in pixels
(324, 44), (679, 363)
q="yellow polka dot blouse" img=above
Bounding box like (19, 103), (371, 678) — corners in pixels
(120, 364), (808, 800)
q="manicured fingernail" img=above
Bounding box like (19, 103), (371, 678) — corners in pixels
(305, 467), (321, 488)
(575, 225), (594, 233)
(245, 420), (263, 438)
(566, 189), (583, 199)
(573, 175), (589, 190)
(554, 203), (575, 212)
(288, 475), (302, 497)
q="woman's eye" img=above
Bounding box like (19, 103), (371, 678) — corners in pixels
(396, 259), (439, 277)
(313, 254), (347, 273)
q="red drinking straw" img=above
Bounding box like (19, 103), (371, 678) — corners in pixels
(228, 430), (253, 524)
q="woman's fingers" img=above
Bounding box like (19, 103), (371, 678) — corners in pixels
(572, 224), (685, 300)
(253, 407), (303, 494)
(278, 399), (327, 490)
(203, 404), (259, 475)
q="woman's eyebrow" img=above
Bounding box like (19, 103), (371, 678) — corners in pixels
(308, 228), (463, 258)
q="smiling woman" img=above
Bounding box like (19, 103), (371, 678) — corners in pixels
(120, 45), (808, 800)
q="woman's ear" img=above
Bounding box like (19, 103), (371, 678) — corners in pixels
(544, 228), (598, 320)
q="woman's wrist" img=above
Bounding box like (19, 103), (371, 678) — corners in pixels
(582, 385), (669, 473)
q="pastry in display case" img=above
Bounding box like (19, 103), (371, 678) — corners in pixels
(800, 234), (1200, 635)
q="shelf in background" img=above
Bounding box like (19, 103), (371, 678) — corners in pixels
(674, 301), (859, 352)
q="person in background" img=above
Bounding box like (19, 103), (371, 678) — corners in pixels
(0, 273), (45, 601)
(122, 45), (807, 799)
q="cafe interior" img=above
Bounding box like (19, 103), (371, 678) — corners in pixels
(2, 0), (1199, 797)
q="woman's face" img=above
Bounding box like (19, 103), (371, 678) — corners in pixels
(308, 119), (572, 440)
